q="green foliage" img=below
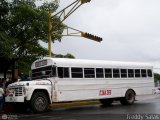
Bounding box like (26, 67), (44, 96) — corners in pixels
(154, 73), (160, 81)
(54, 53), (75, 59)
(39, 0), (59, 12)
(0, 0), (66, 75)
(0, 31), (17, 59)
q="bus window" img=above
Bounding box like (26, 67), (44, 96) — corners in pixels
(105, 68), (112, 78)
(121, 69), (127, 78)
(58, 67), (63, 78)
(141, 69), (147, 77)
(147, 69), (152, 77)
(128, 69), (134, 78)
(96, 68), (104, 78)
(52, 66), (57, 77)
(84, 68), (95, 78)
(71, 68), (83, 78)
(32, 66), (52, 80)
(64, 68), (69, 78)
(113, 69), (120, 78)
(44, 66), (52, 75)
(135, 69), (140, 78)
(32, 68), (41, 79)
(58, 67), (69, 78)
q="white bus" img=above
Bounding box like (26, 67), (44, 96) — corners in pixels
(5, 57), (155, 113)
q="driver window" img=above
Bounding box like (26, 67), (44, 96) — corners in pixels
(52, 66), (57, 77)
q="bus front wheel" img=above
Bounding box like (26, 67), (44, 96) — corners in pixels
(30, 92), (49, 113)
(120, 89), (135, 105)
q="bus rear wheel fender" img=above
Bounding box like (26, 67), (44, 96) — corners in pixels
(120, 89), (136, 105)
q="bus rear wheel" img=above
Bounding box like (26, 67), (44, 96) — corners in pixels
(100, 98), (113, 106)
(30, 92), (49, 113)
(120, 90), (135, 105)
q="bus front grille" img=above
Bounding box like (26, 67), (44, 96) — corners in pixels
(14, 87), (23, 96)
(8, 87), (23, 96)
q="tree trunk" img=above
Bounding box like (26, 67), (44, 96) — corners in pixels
(12, 62), (18, 82)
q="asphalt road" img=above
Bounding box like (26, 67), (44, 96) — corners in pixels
(1, 95), (160, 120)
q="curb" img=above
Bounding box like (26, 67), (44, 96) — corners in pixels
(49, 101), (100, 108)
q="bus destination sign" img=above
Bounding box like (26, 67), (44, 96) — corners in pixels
(35, 60), (47, 67)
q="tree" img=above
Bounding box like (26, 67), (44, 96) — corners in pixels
(154, 73), (160, 82)
(54, 53), (75, 59)
(0, 0), (66, 79)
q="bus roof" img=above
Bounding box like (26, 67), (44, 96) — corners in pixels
(31, 57), (153, 69)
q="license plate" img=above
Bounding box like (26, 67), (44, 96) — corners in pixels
(8, 96), (14, 102)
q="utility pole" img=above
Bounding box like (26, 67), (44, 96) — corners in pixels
(48, 9), (52, 57)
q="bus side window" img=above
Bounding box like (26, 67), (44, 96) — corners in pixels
(84, 68), (95, 78)
(121, 69), (127, 78)
(64, 68), (69, 78)
(128, 69), (134, 78)
(105, 68), (112, 78)
(147, 69), (152, 77)
(71, 68), (83, 78)
(141, 69), (147, 77)
(135, 69), (140, 78)
(58, 67), (63, 78)
(52, 66), (57, 77)
(113, 69), (120, 78)
(58, 67), (69, 78)
(96, 68), (104, 78)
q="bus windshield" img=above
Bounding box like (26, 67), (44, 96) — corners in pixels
(32, 65), (57, 80)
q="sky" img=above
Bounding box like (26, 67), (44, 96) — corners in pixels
(41, 0), (160, 73)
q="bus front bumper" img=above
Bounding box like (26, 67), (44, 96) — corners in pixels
(5, 95), (25, 103)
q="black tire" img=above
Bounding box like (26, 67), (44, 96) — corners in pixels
(120, 90), (135, 105)
(30, 92), (49, 113)
(100, 98), (113, 106)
